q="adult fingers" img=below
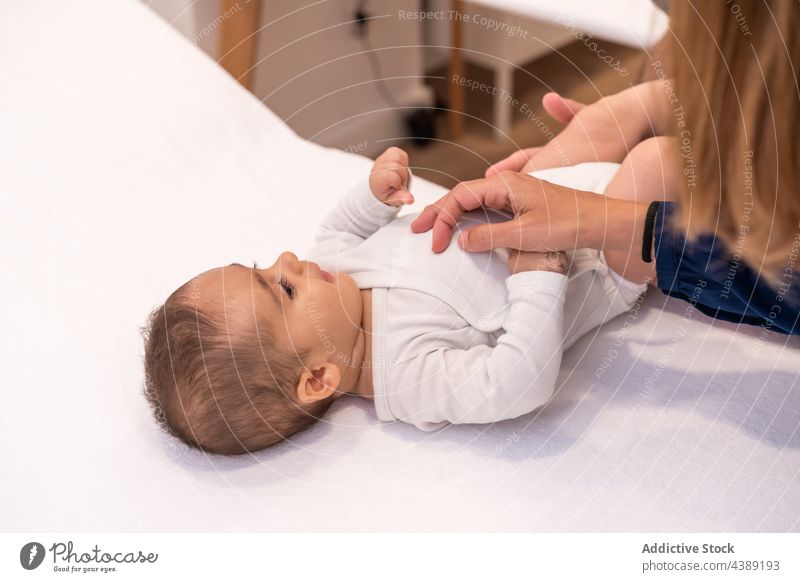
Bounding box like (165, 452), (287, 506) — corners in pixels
(541, 92), (586, 124)
(429, 178), (514, 253)
(410, 179), (482, 235)
(484, 148), (541, 177)
(458, 219), (528, 253)
(410, 192), (448, 233)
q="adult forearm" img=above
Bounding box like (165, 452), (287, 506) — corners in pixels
(580, 194), (650, 253)
(580, 194), (657, 284)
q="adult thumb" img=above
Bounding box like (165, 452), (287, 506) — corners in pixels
(458, 221), (525, 253)
(542, 92), (586, 124)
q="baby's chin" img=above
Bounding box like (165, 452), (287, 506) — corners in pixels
(335, 271), (358, 291)
(333, 271), (364, 316)
(335, 271), (364, 300)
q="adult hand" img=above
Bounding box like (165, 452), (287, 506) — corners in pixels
(484, 93), (586, 176)
(485, 82), (670, 176)
(409, 170), (606, 254)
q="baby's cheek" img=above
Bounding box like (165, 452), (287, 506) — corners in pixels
(308, 315), (338, 356)
(300, 301), (332, 349)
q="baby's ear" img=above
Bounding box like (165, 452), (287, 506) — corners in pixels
(295, 363), (341, 404)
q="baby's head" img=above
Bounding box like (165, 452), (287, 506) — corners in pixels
(142, 252), (363, 454)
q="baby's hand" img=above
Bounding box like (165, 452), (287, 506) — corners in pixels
(369, 147), (414, 207)
(508, 249), (568, 275)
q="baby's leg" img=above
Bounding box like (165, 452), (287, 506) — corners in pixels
(603, 136), (680, 285)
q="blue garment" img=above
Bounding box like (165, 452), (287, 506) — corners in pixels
(654, 202), (800, 335)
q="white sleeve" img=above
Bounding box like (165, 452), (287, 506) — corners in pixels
(308, 171), (413, 257)
(381, 270), (567, 431)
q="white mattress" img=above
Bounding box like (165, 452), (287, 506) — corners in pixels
(1, 0), (798, 532)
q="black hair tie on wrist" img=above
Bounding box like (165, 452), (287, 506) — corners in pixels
(641, 201), (661, 263)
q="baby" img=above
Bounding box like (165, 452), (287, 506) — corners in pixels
(143, 147), (648, 455)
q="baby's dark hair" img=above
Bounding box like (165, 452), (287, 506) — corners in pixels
(142, 279), (333, 455)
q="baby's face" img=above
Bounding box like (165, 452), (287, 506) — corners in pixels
(190, 252), (363, 365)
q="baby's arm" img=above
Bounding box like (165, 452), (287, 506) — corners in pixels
(384, 267), (567, 430)
(309, 148), (413, 256)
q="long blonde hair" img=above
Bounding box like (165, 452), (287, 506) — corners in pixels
(669, 0), (800, 278)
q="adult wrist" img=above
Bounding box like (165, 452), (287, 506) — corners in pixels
(582, 196), (650, 252)
(641, 201), (662, 262)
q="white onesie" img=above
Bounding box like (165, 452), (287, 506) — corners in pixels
(307, 163), (645, 431)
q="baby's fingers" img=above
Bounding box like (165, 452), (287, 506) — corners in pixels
(374, 159), (410, 185)
(378, 146), (409, 166)
(378, 167), (404, 190)
(382, 189), (414, 206)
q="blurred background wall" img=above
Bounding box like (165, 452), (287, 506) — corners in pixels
(143, 0), (651, 186)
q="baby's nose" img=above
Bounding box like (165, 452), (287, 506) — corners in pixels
(279, 251), (302, 273)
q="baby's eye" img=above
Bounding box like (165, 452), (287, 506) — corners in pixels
(280, 276), (295, 299)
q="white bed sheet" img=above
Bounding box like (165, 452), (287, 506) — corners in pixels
(1, 0), (798, 532)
